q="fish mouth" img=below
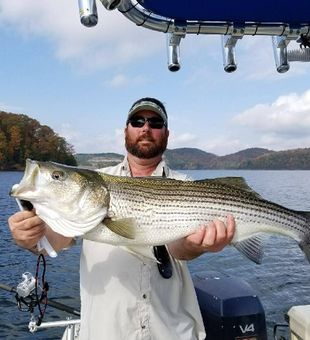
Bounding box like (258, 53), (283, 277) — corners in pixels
(10, 159), (39, 198)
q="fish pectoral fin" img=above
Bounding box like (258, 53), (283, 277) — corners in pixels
(233, 235), (264, 264)
(103, 217), (136, 239)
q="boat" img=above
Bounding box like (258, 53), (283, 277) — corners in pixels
(1, 267), (310, 339)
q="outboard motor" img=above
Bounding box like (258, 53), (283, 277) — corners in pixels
(193, 272), (267, 340)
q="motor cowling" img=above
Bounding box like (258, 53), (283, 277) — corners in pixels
(193, 272), (267, 340)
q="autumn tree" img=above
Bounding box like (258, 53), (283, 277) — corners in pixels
(0, 111), (77, 170)
(0, 130), (7, 169)
(8, 125), (22, 164)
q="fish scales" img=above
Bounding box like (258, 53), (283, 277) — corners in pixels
(101, 175), (308, 245)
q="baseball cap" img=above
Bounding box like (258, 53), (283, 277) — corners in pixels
(126, 98), (168, 126)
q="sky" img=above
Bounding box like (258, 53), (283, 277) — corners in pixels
(0, 1), (310, 156)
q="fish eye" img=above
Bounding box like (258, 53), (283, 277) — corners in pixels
(52, 170), (66, 181)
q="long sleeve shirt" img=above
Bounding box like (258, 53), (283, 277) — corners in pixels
(79, 158), (206, 340)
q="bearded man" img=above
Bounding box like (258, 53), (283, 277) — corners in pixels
(8, 97), (235, 340)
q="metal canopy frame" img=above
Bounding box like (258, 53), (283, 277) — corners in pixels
(78, 0), (310, 72)
(135, 0), (310, 24)
(118, 0), (310, 37)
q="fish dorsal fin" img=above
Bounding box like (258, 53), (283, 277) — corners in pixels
(233, 235), (264, 264)
(100, 173), (176, 184)
(299, 211), (310, 220)
(199, 177), (262, 198)
(103, 217), (136, 239)
(208, 177), (250, 190)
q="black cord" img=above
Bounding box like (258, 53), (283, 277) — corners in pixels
(16, 293), (37, 313)
(35, 254), (49, 326)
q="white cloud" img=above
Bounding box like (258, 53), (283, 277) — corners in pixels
(198, 137), (246, 156)
(168, 131), (244, 156)
(0, 0), (163, 71)
(59, 123), (125, 154)
(104, 73), (147, 88)
(168, 132), (198, 149)
(58, 123), (80, 145)
(234, 89), (310, 134)
(231, 89), (310, 150)
(162, 88), (310, 156)
(106, 74), (128, 87)
(0, 102), (25, 113)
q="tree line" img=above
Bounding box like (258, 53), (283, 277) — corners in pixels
(0, 111), (77, 170)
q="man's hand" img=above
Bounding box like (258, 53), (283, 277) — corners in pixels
(168, 214), (235, 260)
(8, 211), (73, 253)
(8, 211), (46, 250)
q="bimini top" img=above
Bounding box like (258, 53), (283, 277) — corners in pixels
(134, 0), (310, 24)
(78, 0), (310, 73)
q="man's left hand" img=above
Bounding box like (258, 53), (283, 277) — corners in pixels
(168, 214), (235, 260)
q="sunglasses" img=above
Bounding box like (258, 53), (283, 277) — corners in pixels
(128, 116), (166, 129)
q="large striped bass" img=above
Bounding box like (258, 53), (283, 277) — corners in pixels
(10, 159), (310, 264)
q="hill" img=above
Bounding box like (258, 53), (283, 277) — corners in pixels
(164, 148), (217, 169)
(0, 111), (76, 170)
(209, 148), (274, 169)
(239, 148), (310, 170)
(75, 147), (310, 170)
(75, 152), (123, 168)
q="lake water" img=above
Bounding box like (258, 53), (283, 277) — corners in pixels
(1, 170), (310, 339)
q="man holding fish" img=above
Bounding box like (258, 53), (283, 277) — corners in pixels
(8, 97), (235, 340)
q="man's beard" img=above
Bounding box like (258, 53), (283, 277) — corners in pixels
(125, 132), (168, 159)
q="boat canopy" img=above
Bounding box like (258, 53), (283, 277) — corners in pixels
(136, 0), (310, 23)
(78, 0), (310, 73)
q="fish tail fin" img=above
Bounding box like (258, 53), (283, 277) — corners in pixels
(299, 242), (310, 263)
(298, 212), (310, 263)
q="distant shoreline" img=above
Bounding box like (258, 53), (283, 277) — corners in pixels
(2, 146), (310, 171)
(74, 147), (310, 171)
(2, 168), (310, 172)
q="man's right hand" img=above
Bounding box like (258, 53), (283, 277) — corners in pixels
(8, 211), (46, 250)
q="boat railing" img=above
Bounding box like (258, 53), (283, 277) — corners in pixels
(0, 277), (81, 340)
(28, 318), (81, 340)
